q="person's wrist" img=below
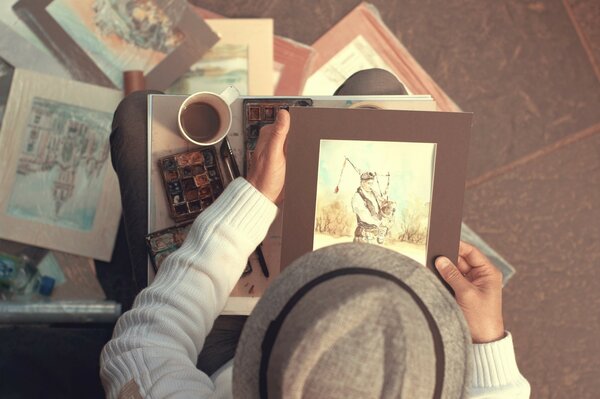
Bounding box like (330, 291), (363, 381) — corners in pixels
(473, 331), (507, 344)
(246, 174), (277, 203)
(471, 320), (505, 343)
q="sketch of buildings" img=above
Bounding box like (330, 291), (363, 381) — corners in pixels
(7, 97), (112, 231)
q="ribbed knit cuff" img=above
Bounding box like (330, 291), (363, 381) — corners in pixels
(199, 177), (278, 241)
(471, 332), (524, 388)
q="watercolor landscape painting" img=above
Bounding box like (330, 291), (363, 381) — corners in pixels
(167, 43), (249, 95)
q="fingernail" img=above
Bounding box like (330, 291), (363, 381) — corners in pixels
(435, 257), (450, 270)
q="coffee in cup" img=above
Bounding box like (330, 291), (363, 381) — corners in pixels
(178, 86), (239, 146)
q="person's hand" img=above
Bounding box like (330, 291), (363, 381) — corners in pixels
(246, 109), (290, 204)
(435, 241), (505, 344)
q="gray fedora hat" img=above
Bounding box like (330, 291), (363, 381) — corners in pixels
(233, 243), (472, 398)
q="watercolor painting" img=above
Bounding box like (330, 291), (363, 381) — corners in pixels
(313, 139), (436, 266)
(47, 0), (186, 88)
(6, 97), (113, 231)
(167, 43), (249, 95)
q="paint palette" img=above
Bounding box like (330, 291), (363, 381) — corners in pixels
(146, 222), (252, 276)
(159, 147), (224, 224)
(145, 223), (193, 271)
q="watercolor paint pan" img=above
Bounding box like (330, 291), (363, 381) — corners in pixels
(145, 222), (193, 271)
(146, 222), (252, 277)
(159, 147), (224, 224)
(243, 98), (313, 175)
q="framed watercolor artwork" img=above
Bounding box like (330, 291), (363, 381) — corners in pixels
(0, 69), (122, 261)
(281, 107), (473, 288)
(167, 19), (274, 96)
(189, 4), (313, 95)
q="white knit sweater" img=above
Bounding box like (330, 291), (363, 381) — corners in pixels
(100, 178), (530, 398)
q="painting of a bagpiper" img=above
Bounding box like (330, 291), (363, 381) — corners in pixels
(313, 139), (436, 266)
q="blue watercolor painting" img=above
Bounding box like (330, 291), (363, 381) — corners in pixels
(7, 97), (112, 231)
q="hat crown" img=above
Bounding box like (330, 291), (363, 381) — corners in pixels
(233, 243), (473, 399)
(266, 274), (437, 398)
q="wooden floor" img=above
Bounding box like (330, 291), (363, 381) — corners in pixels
(2, 1), (598, 397)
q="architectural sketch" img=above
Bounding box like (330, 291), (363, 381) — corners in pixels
(313, 139), (436, 266)
(167, 43), (249, 95)
(7, 97), (112, 231)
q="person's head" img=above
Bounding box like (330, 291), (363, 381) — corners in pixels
(233, 243), (472, 398)
(360, 172), (375, 192)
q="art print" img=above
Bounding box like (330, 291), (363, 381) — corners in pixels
(281, 106), (472, 281)
(314, 140), (435, 266)
(168, 43), (249, 95)
(7, 97), (112, 231)
(46, 0), (186, 88)
(188, 7), (275, 95)
(0, 68), (122, 261)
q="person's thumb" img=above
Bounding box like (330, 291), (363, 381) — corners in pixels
(435, 256), (471, 293)
(266, 109), (290, 150)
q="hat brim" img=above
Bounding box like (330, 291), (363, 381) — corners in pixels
(233, 243), (472, 398)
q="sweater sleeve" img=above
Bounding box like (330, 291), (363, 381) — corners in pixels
(100, 178), (277, 399)
(468, 332), (531, 398)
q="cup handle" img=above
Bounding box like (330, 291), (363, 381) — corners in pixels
(219, 86), (240, 105)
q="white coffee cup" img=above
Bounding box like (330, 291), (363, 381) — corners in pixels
(177, 86), (239, 146)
